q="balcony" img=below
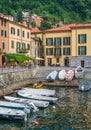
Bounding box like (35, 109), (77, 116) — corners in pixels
(16, 48), (30, 53)
(54, 43), (61, 47)
(54, 53), (61, 57)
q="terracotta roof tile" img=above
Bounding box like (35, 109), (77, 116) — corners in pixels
(31, 28), (42, 33)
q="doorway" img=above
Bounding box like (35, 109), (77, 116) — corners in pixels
(64, 57), (69, 67)
(81, 60), (84, 67)
(48, 58), (52, 66)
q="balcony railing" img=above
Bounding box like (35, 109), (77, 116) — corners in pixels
(54, 53), (61, 56)
(16, 48), (30, 53)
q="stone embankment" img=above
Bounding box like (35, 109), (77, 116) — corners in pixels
(0, 66), (91, 97)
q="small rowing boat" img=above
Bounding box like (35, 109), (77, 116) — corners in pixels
(65, 69), (74, 81)
(75, 66), (84, 78)
(79, 81), (91, 92)
(46, 70), (58, 82)
(58, 69), (66, 80)
(33, 81), (43, 89)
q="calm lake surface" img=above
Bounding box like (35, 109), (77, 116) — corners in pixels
(0, 85), (91, 130)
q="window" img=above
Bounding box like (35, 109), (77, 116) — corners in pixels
(46, 38), (53, 46)
(56, 58), (59, 63)
(54, 48), (61, 56)
(1, 30), (7, 37)
(16, 42), (21, 49)
(27, 32), (30, 39)
(22, 43), (26, 49)
(54, 37), (61, 46)
(78, 46), (86, 55)
(11, 27), (15, 34)
(46, 48), (53, 55)
(17, 29), (20, 36)
(22, 31), (25, 37)
(78, 34), (86, 43)
(63, 48), (70, 55)
(1, 20), (6, 26)
(2, 42), (5, 49)
(27, 44), (30, 49)
(63, 37), (70, 45)
(11, 41), (14, 48)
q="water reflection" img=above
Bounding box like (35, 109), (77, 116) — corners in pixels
(0, 86), (91, 129)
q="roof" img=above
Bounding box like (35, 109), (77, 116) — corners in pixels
(44, 23), (91, 33)
(31, 28), (42, 33)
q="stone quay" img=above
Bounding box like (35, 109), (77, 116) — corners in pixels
(0, 66), (91, 97)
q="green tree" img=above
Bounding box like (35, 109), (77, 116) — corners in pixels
(39, 21), (52, 30)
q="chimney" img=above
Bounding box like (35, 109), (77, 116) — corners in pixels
(22, 21), (27, 26)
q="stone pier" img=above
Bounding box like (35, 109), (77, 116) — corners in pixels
(0, 66), (91, 97)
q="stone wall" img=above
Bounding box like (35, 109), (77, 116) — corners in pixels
(71, 56), (91, 68)
(0, 66), (38, 88)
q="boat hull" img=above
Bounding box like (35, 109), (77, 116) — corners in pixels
(4, 96), (49, 108)
(46, 70), (58, 82)
(0, 101), (30, 113)
(65, 70), (74, 81)
(79, 81), (90, 92)
(58, 69), (66, 80)
(0, 107), (26, 121)
(75, 66), (84, 78)
(17, 92), (58, 104)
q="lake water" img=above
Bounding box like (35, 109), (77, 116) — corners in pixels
(0, 86), (91, 130)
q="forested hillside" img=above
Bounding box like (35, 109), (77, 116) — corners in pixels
(0, 0), (91, 24)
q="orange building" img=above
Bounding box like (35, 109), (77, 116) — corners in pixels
(0, 17), (31, 65)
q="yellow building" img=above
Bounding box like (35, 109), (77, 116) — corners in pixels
(43, 23), (91, 67)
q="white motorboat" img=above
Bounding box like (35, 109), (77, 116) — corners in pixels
(0, 107), (26, 121)
(19, 88), (56, 97)
(17, 92), (58, 104)
(4, 96), (49, 108)
(0, 101), (30, 113)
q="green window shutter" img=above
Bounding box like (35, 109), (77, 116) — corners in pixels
(78, 46), (80, 55)
(84, 46), (86, 55)
(46, 38), (48, 46)
(84, 34), (86, 43)
(54, 38), (56, 45)
(51, 38), (53, 45)
(46, 49), (48, 55)
(78, 35), (80, 43)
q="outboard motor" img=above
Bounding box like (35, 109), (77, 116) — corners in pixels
(29, 102), (39, 112)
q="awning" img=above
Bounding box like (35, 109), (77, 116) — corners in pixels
(36, 57), (44, 60)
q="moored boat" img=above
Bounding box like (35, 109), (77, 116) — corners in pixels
(58, 69), (66, 80)
(0, 101), (30, 113)
(79, 81), (91, 92)
(0, 107), (26, 121)
(75, 66), (84, 78)
(17, 92), (58, 104)
(33, 81), (43, 89)
(4, 96), (49, 108)
(19, 88), (56, 97)
(65, 69), (74, 81)
(46, 70), (58, 82)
